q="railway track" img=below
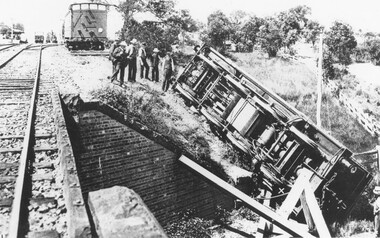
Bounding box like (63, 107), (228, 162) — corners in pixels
(0, 44), (20, 51)
(0, 45), (67, 237)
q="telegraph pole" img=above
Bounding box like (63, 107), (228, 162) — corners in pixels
(317, 32), (324, 128)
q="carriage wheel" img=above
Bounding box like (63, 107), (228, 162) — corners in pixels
(200, 107), (224, 129)
(174, 84), (198, 105)
(226, 131), (250, 154)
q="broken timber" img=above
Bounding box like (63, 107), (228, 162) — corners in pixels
(179, 155), (331, 238)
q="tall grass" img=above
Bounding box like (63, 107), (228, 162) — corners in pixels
(235, 52), (316, 97)
(233, 51), (378, 152)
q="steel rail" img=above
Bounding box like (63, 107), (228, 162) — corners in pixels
(8, 45), (43, 238)
(0, 44), (17, 52)
(0, 44), (31, 69)
(178, 155), (315, 238)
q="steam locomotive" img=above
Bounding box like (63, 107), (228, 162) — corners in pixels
(173, 45), (372, 222)
(63, 1), (108, 50)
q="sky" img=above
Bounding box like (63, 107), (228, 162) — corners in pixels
(1, 0), (380, 39)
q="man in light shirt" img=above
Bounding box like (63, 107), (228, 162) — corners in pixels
(374, 186), (380, 237)
(138, 42), (150, 80)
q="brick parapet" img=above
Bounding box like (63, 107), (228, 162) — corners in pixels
(51, 91), (92, 237)
(75, 101), (234, 225)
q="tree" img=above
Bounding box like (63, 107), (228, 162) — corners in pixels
(364, 38), (380, 65)
(277, 5), (310, 49)
(13, 23), (24, 31)
(0, 23), (10, 35)
(256, 5), (311, 56)
(206, 10), (231, 50)
(325, 21), (357, 65)
(363, 31), (376, 40)
(118, 0), (197, 51)
(118, 0), (145, 37)
(146, 0), (175, 19)
(241, 15), (264, 48)
(303, 20), (323, 46)
(257, 17), (283, 57)
(228, 10), (248, 46)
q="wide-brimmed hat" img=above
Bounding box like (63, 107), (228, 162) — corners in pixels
(153, 48), (159, 53)
(119, 41), (127, 47)
(130, 38), (137, 44)
(374, 186), (380, 195)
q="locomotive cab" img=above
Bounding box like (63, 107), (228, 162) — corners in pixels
(64, 1), (108, 50)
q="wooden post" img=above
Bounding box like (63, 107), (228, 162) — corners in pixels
(257, 190), (273, 238)
(272, 169), (330, 238)
(317, 32), (323, 128)
(278, 169), (313, 218)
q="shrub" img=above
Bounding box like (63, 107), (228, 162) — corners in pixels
(332, 219), (373, 237)
(234, 206), (260, 222)
(364, 38), (380, 65)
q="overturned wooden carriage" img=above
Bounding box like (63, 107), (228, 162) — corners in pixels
(173, 45), (372, 229)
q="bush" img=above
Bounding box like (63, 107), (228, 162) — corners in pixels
(364, 38), (380, 65)
(90, 85), (174, 134)
(332, 219), (373, 237)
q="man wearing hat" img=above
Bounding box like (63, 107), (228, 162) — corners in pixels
(109, 39), (121, 76)
(374, 186), (380, 237)
(161, 51), (175, 92)
(109, 41), (128, 86)
(151, 48), (160, 82)
(138, 42), (150, 80)
(126, 38), (138, 82)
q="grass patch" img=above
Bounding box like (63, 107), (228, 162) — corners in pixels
(233, 50), (377, 153)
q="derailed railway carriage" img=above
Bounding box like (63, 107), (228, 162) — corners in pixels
(174, 45), (372, 223)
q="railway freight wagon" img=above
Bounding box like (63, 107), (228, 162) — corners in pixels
(173, 45), (372, 223)
(63, 1), (108, 50)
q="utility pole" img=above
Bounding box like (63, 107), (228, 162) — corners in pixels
(317, 32), (324, 128)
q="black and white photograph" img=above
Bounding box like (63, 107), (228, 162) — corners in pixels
(0, 0), (380, 237)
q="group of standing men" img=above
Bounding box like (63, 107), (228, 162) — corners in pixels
(109, 38), (175, 92)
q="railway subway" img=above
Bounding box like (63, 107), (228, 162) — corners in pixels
(173, 44), (372, 223)
(63, 1), (108, 50)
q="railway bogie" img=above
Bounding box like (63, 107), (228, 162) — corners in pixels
(174, 44), (372, 223)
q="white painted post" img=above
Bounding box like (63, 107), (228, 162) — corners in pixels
(317, 32), (323, 128)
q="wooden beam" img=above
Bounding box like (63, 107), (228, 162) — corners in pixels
(304, 182), (331, 237)
(179, 155), (315, 238)
(278, 169), (313, 218)
(300, 192), (315, 231)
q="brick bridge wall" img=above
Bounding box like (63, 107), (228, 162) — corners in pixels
(71, 102), (233, 225)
